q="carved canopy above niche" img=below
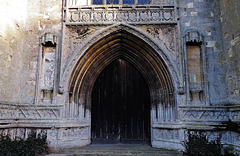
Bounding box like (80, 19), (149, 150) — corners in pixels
(41, 33), (57, 45)
(184, 30), (204, 43)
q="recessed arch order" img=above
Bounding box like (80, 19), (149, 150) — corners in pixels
(62, 23), (181, 121)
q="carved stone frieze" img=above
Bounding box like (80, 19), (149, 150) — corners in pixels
(185, 130), (240, 150)
(0, 128), (46, 139)
(185, 130), (222, 143)
(0, 105), (61, 119)
(181, 109), (229, 121)
(233, 132), (240, 146)
(48, 129), (59, 139)
(204, 131), (222, 141)
(61, 127), (88, 140)
(153, 128), (179, 141)
(179, 106), (237, 122)
(67, 8), (176, 24)
(230, 109), (240, 121)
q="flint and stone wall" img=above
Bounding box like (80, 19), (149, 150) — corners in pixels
(220, 0), (240, 103)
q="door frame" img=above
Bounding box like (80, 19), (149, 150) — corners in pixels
(64, 25), (180, 146)
(91, 58), (151, 144)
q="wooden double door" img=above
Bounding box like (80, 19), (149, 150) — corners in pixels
(91, 59), (150, 144)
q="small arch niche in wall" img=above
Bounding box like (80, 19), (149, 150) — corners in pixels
(42, 43), (56, 90)
(40, 33), (57, 104)
(184, 30), (209, 105)
(186, 42), (203, 102)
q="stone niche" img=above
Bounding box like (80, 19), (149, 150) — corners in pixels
(183, 30), (209, 105)
(38, 33), (57, 104)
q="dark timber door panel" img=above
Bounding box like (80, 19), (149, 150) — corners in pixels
(91, 59), (150, 144)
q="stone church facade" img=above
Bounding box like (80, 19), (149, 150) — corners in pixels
(0, 0), (239, 153)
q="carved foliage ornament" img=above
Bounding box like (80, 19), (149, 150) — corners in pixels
(146, 25), (176, 52)
(68, 26), (98, 54)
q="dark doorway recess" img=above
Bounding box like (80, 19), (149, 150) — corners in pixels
(91, 58), (150, 144)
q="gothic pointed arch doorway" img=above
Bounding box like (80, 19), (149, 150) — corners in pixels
(91, 58), (150, 144)
(67, 28), (178, 146)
